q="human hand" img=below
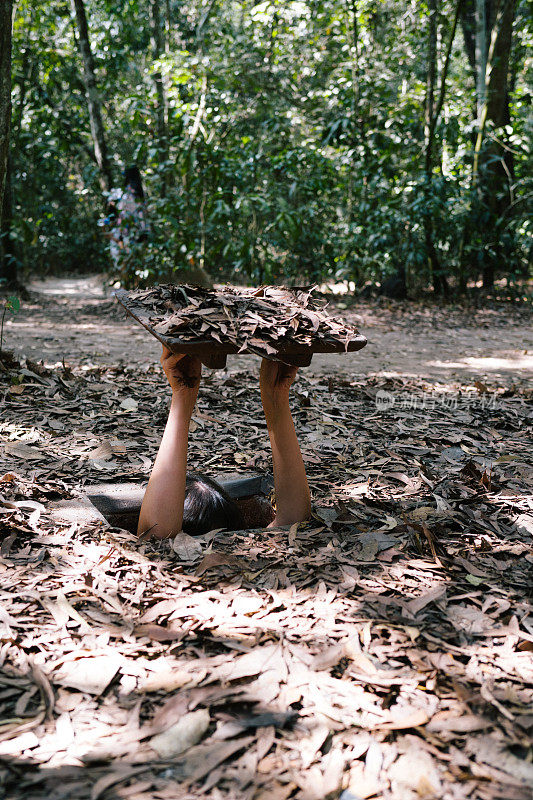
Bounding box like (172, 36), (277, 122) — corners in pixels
(260, 358), (298, 411)
(161, 346), (201, 416)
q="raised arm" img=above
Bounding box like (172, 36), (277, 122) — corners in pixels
(137, 347), (201, 539)
(260, 359), (311, 527)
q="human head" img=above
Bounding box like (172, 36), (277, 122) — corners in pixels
(123, 165), (145, 200)
(183, 473), (244, 536)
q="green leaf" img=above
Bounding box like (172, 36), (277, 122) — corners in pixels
(466, 574), (486, 586)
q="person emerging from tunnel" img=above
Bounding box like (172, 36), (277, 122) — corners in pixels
(137, 348), (311, 539)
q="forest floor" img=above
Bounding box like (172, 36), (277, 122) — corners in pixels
(0, 276), (532, 800)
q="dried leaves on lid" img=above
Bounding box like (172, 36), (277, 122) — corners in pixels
(116, 284), (367, 360)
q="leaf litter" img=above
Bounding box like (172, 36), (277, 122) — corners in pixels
(0, 292), (532, 800)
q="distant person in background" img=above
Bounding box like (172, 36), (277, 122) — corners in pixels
(99, 165), (149, 274)
(116, 165), (149, 250)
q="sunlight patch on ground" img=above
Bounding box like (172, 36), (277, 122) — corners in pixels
(9, 320), (131, 333)
(29, 277), (105, 298)
(429, 353), (533, 374)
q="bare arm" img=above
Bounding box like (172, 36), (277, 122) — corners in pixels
(137, 348), (201, 539)
(260, 359), (311, 527)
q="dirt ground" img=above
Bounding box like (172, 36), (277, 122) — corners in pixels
(8, 276), (533, 384)
(0, 277), (532, 800)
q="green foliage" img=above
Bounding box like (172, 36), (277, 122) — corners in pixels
(10, 0), (532, 290)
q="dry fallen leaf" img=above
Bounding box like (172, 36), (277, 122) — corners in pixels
(389, 749), (442, 798)
(288, 521), (299, 546)
(133, 623), (183, 642)
(150, 708), (210, 758)
(120, 397), (138, 412)
(54, 654), (122, 695)
(4, 441), (43, 460)
(172, 531), (203, 560)
(87, 441), (114, 461)
(140, 667), (202, 693)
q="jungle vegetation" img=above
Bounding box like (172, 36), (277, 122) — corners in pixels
(0, 0), (531, 294)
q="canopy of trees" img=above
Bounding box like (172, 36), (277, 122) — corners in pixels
(3, 0), (532, 292)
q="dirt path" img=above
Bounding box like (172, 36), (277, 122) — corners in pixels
(8, 276), (533, 385)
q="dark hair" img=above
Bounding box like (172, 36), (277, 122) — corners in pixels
(183, 473), (244, 536)
(105, 199), (118, 221)
(123, 165), (145, 200)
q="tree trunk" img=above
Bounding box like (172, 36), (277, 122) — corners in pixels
(165, 0), (172, 49)
(423, 0), (445, 295)
(461, 0), (516, 289)
(14, 41), (30, 147)
(70, 0), (112, 192)
(473, 0), (516, 288)
(475, 0), (487, 119)
(1, 157), (18, 290)
(151, 0), (169, 196)
(0, 0), (12, 237)
(424, 0), (463, 296)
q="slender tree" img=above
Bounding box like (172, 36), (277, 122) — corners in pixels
(70, 0), (112, 191)
(475, 0), (487, 119)
(474, 0), (516, 287)
(1, 157), (17, 289)
(0, 0), (12, 232)
(423, 0), (442, 294)
(151, 0), (169, 196)
(461, 0), (517, 288)
(0, 0), (17, 289)
(424, 0), (463, 295)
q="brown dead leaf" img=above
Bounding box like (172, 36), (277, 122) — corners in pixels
(172, 531), (203, 560)
(150, 708), (210, 758)
(195, 551), (242, 575)
(405, 585), (447, 616)
(180, 736), (255, 780)
(378, 707), (431, 730)
(389, 749), (442, 798)
(140, 666), (203, 693)
(87, 440), (114, 460)
(133, 623), (184, 642)
(4, 441), (43, 460)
